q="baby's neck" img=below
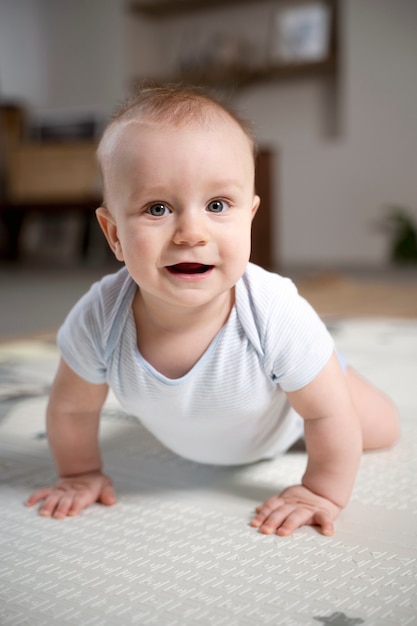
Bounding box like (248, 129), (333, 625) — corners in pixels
(135, 289), (234, 333)
(132, 289), (234, 379)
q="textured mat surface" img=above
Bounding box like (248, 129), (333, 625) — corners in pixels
(1, 319), (416, 626)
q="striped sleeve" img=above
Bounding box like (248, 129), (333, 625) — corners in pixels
(56, 267), (133, 385)
(268, 285), (334, 392)
(241, 264), (334, 392)
(57, 280), (108, 384)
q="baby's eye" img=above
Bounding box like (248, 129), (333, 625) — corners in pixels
(147, 203), (170, 217)
(207, 200), (227, 213)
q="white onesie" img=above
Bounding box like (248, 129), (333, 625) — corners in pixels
(57, 263), (334, 465)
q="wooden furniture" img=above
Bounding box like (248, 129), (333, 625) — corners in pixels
(0, 104), (100, 261)
(252, 149), (273, 269)
(0, 198), (101, 262)
(131, 0), (276, 16)
(8, 143), (98, 203)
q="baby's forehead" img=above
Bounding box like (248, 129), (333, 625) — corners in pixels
(99, 106), (254, 166)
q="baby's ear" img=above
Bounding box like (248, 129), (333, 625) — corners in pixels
(96, 207), (124, 262)
(251, 195), (260, 219)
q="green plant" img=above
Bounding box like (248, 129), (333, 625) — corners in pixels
(386, 207), (417, 264)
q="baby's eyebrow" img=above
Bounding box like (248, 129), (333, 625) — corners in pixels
(127, 189), (167, 204)
(210, 179), (246, 192)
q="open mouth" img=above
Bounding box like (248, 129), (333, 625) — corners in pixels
(167, 263), (213, 275)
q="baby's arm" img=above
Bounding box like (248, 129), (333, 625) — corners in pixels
(251, 352), (363, 536)
(26, 358), (115, 519)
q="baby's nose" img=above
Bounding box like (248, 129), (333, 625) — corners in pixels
(172, 209), (209, 246)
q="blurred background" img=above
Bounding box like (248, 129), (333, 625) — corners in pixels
(1, 0), (417, 338)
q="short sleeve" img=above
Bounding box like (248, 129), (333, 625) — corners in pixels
(267, 283), (334, 392)
(237, 264), (334, 393)
(57, 267), (136, 384)
(57, 281), (108, 384)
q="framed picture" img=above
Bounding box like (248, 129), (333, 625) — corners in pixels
(269, 1), (332, 64)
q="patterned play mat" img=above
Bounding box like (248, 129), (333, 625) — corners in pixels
(1, 318), (416, 626)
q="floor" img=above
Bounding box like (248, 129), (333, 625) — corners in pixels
(0, 263), (118, 341)
(295, 268), (417, 319)
(1, 261), (417, 625)
(0, 317), (416, 625)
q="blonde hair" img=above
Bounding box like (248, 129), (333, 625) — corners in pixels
(97, 82), (258, 205)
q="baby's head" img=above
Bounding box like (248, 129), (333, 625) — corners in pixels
(95, 83), (260, 307)
(97, 82), (258, 209)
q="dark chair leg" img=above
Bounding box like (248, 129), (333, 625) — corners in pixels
(1, 210), (25, 261)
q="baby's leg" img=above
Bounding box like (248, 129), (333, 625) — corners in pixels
(346, 367), (400, 450)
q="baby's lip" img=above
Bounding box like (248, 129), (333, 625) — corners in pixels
(167, 263), (214, 274)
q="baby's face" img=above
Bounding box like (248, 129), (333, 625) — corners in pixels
(97, 114), (260, 314)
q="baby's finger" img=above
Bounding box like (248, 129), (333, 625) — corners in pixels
(252, 497), (285, 525)
(66, 492), (94, 517)
(254, 504), (296, 534)
(255, 494), (284, 514)
(275, 508), (315, 536)
(98, 483), (117, 507)
(50, 492), (80, 519)
(313, 510), (334, 536)
(250, 505), (282, 528)
(25, 488), (52, 507)
(37, 492), (63, 517)
(250, 511), (278, 529)
(38, 489), (77, 519)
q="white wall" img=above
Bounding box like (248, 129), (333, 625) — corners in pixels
(0, 0), (127, 116)
(40, 0), (127, 115)
(0, 0), (48, 108)
(1, 0), (416, 268)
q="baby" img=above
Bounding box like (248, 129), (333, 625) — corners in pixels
(26, 83), (399, 536)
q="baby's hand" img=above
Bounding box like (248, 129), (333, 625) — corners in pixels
(25, 471), (116, 519)
(250, 484), (341, 537)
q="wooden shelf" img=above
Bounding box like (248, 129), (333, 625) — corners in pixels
(129, 0), (263, 18)
(134, 57), (337, 91)
(130, 0), (339, 86)
(181, 59), (336, 87)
